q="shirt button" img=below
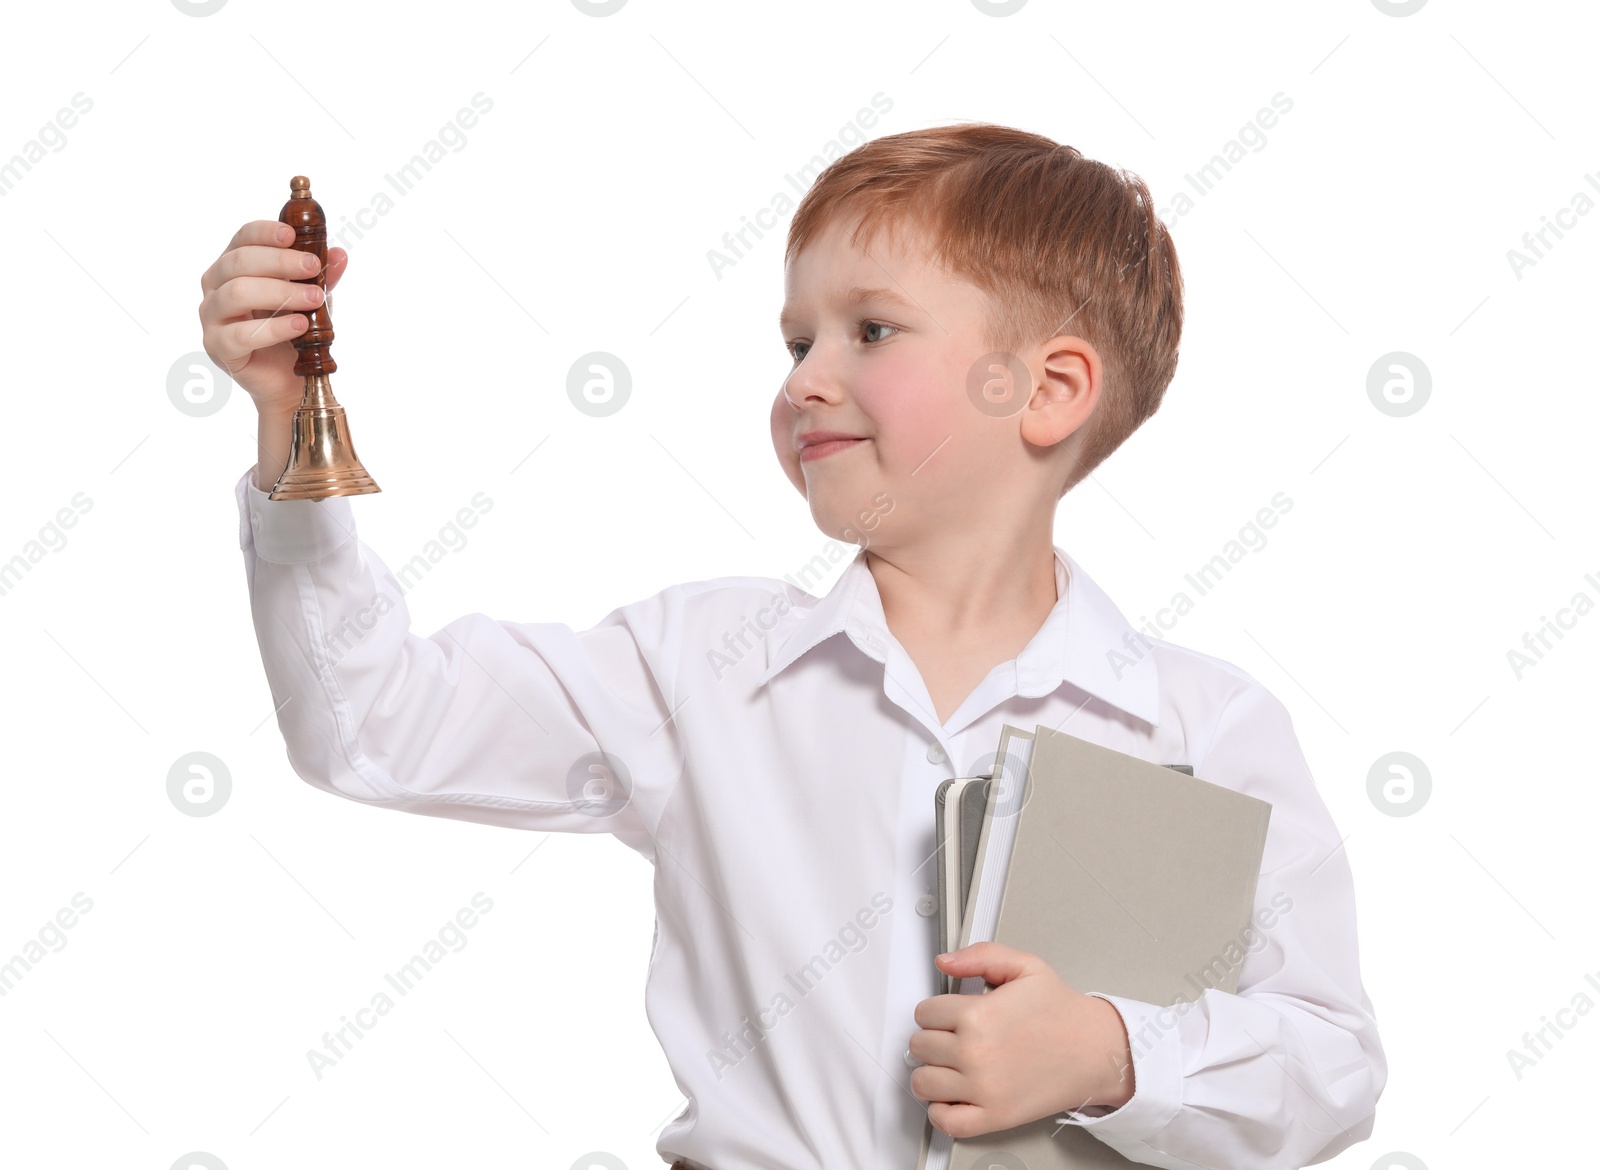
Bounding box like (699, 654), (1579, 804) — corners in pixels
(915, 893), (937, 917)
(926, 742), (947, 764)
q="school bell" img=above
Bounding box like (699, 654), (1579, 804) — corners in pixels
(266, 175), (380, 500)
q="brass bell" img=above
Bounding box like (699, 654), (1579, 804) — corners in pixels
(268, 175), (379, 501)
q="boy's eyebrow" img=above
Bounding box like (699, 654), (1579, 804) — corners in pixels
(778, 286), (919, 331)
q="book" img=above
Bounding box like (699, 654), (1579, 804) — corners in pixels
(935, 761), (1195, 995)
(934, 774), (993, 993)
(917, 723), (1272, 1170)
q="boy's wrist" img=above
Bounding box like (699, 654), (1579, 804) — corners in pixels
(253, 405), (297, 493)
(1081, 994), (1136, 1110)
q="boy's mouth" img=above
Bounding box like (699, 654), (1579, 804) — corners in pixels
(798, 436), (868, 462)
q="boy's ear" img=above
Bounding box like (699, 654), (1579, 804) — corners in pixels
(1019, 334), (1101, 451)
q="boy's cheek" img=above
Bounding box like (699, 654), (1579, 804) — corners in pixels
(860, 361), (965, 467)
(769, 391), (806, 496)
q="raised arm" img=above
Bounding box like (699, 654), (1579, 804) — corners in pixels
(204, 214), (681, 856)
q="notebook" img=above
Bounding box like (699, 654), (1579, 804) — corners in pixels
(917, 723), (1272, 1170)
(934, 762), (1195, 995)
(934, 774), (993, 991)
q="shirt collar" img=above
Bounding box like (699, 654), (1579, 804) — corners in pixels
(754, 544), (1160, 727)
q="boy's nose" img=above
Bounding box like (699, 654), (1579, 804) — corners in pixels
(782, 356), (847, 409)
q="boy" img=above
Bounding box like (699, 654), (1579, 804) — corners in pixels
(204, 123), (1385, 1169)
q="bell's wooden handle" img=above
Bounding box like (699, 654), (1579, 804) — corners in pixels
(278, 174), (336, 378)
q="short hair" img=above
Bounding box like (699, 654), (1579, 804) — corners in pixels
(784, 122), (1184, 496)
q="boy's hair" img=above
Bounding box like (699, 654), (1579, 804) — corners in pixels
(785, 122), (1183, 496)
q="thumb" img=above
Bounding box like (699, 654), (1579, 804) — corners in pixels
(935, 941), (1036, 986)
(325, 246), (349, 292)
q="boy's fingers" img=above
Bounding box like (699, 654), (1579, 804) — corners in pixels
(202, 274), (323, 326)
(911, 992), (966, 1032)
(910, 1063), (967, 1105)
(907, 1026), (960, 1070)
(208, 313), (308, 369)
(937, 941), (1035, 985)
(231, 218), (294, 251)
(201, 242), (323, 297)
(926, 1101), (986, 1140)
(217, 219), (293, 264)
(324, 246), (348, 291)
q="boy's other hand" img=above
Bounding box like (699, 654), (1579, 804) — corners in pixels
(198, 220), (349, 416)
(909, 942), (1135, 1139)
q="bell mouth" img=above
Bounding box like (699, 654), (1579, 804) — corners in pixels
(266, 376), (381, 501)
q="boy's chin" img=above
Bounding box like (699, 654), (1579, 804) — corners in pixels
(776, 459), (806, 498)
(808, 505), (876, 549)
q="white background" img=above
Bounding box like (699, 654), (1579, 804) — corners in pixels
(1, 0), (1595, 1167)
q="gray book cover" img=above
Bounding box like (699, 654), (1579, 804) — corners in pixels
(935, 775), (997, 994)
(921, 724), (1271, 1170)
(957, 777), (990, 926)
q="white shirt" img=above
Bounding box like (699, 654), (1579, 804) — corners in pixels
(236, 465), (1386, 1170)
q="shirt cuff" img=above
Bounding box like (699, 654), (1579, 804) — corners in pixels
(1054, 992), (1183, 1148)
(236, 464), (358, 563)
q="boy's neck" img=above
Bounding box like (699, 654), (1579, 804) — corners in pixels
(862, 532), (1063, 726)
(870, 537), (1056, 637)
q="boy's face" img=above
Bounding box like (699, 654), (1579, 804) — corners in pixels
(771, 214), (1069, 553)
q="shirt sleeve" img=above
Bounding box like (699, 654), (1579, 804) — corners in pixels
(235, 465), (683, 861)
(1056, 681), (1387, 1169)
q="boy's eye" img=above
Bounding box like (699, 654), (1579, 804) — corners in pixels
(784, 320), (897, 363)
